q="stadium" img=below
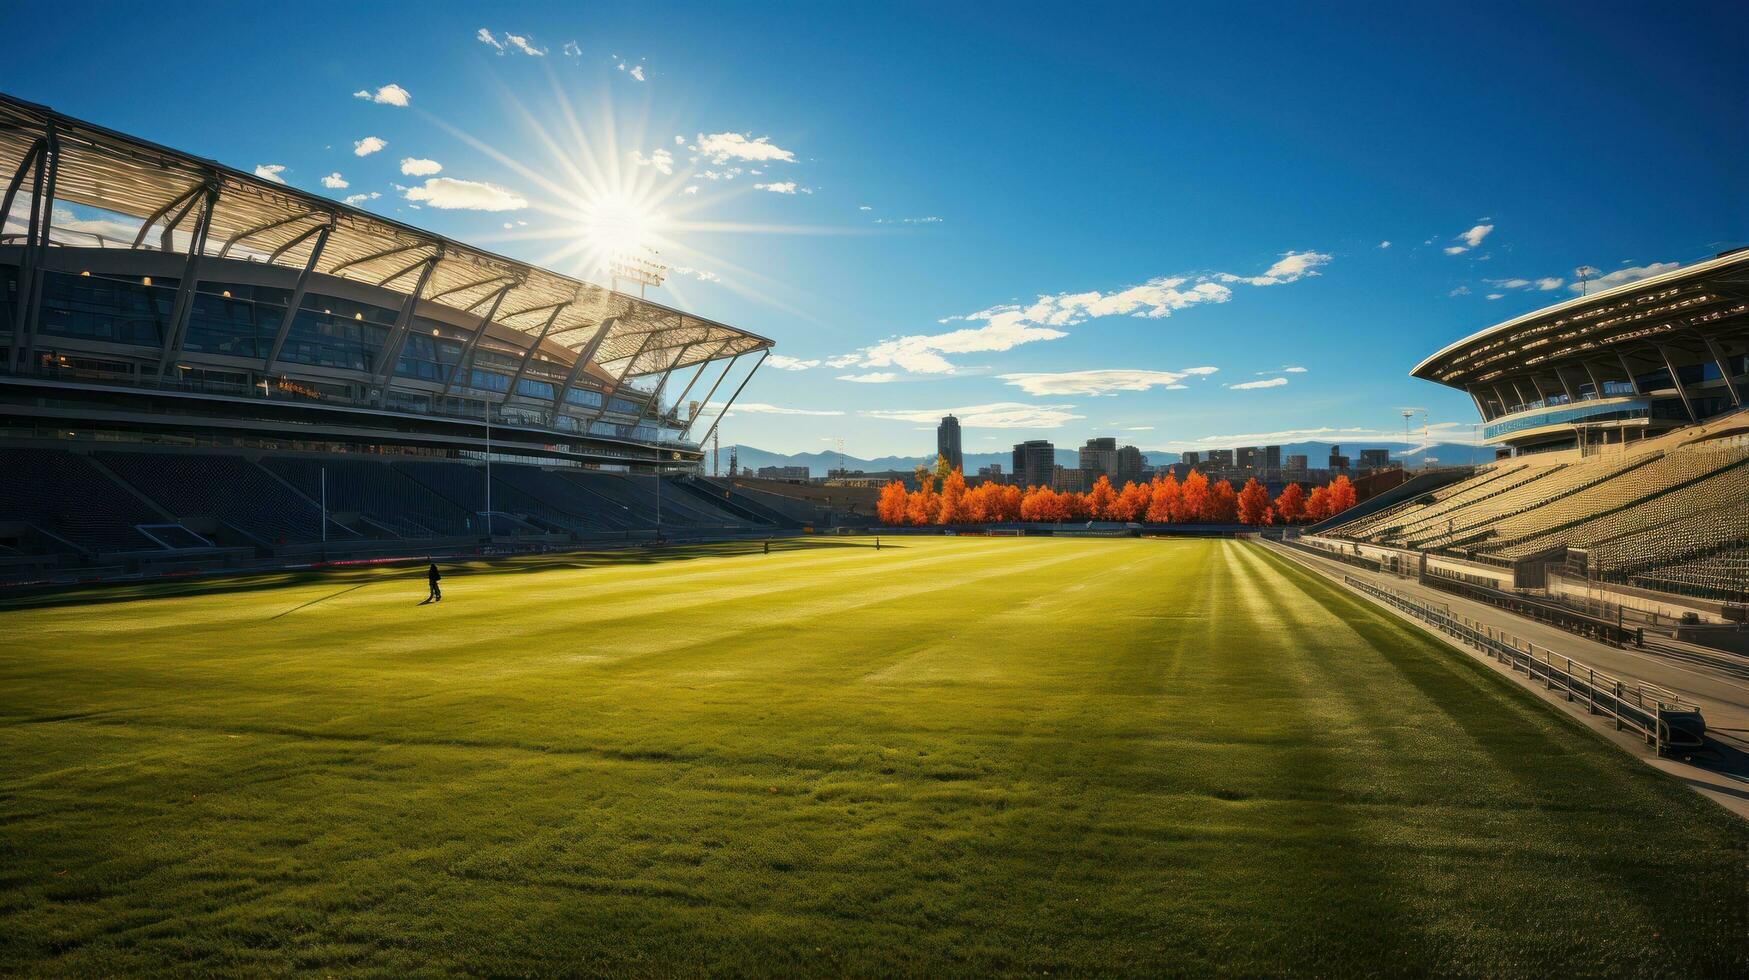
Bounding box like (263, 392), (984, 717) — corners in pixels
(4, 96), (1747, 975)
(1, 94), (797, 585)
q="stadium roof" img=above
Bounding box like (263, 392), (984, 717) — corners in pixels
(0, 94), (771, 380)
(1411, 249), (1749, 391)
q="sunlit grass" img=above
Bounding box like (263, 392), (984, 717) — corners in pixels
(2, 538), (1743, 974)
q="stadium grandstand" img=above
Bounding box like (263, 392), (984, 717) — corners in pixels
(0, 95), (794, 583)
(1309, 251), (1748, 608)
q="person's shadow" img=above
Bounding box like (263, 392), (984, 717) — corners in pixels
(418, 596), (435, 605)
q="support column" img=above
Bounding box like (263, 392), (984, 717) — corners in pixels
(368, 254), (440, 386)
(263, 222), (331, 373)
(1466, 386), (1492, 422)
(631, 344), (692, 432)
(500, 304), (567, 406)
(0, 139), (44, 236)
(1615, 352), (1641, 395)
(550, 315), (617, 418)
(1699, 331), (1740, 407)
(438, 281), (517, 397)
(678, 353), (740, 441)
(1552, 365), (1578, 402)
(157, 182), (221, 376)
(1581, 361), (1606, 399)
(592, 331), (657, 421)
(1656, 344), (1696, 422)
(695, 349), (769, 452)
(13, 126), (58, 373)
(667, 340), (732, 427)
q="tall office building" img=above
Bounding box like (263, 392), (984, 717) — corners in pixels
(1117, 445), (1144, 484)
(1264, 445), (1282, 472)
(1237, 446), (1261, 471)
(1206, 448), (1235, 469)
(1013, 440), (1055, 489)
(1079, 437), (1118, 477)
(936, 415), (963, 472)
(1329, 445), (1350, 473)
(1181, 451), (1201, 467)
(1359, 448), (1395, 472)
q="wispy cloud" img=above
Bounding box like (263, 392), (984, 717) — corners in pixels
(353, 136), (387, 157)
(1228, 377), (1288, 390)
(765, 355), (820, 371)
(1377, 240), (1391, 249)
(668, 265), (720, 283)
(506, 33), (547, 56)
(562, 41), (581, 58)
(402, 177), (527, 211)
(352, 84), (410, 107)
(998, 367), (1218, 397)
(253, 164), (287, 184)
(754, 181), (801, 194)
(863, 402), (1085, 428)
(719, 402), (843, 417)
(837, 372), (898, 384)
(320, 172), (348, 189)
(400, 157), (442, 176)
(630, 148), (674, 175)
(342, 191), (382, 205)
(694, 132), (796, 164)
(1570, 262), (1679, 294)
(832, 250), (1331, 377)
(477, 29), (545, 55)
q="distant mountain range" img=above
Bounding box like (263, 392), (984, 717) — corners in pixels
(718, 442), (1489, 479)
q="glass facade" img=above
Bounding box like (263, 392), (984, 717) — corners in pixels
(35, 270), (175, 347)
(1483, 398), (1651, 441)
(182, 281), (291, 358)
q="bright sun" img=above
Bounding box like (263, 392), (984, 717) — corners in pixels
(579, 191), (660, 264)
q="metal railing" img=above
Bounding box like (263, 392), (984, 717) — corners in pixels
(1342, 574), (1705, 754)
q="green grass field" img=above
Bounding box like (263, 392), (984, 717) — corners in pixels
(2, 537), (1744, 975)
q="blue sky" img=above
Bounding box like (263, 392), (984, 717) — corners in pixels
(4, 1), (1743, 457)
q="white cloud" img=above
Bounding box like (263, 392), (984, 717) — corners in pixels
(402, 177), (528, 211)
(1283, 366), (1307, 373)
(1448, 285), (1471, 296)
(1215, 250), (1332, 286)
(875, 215), (943, 224)
(998, 368), (1218, 397)
(1535, 277), (1563, 291)
(1568, 262), (1679, 294)
(320, 172), (348, 189)
(694, 132), (796, 164)
(1125, 426), (1155, 431)
(505, 33), (546, 56)
(832, 252), (1330, 377)
(629, 64), (645, 81)
(1378, 241), (1391, 249)
(682, 185), (699, 195)
(766, 355), (820, 371)
(400, 157), (442, 176)
(863, 402), (1085, 429)
(1487, 293), (1504, 300)
(631, 148), (674, 175)
(342, 192), (382, 205)
(254, 164), (287, 184)
(859, 205), (873, 211)
(353, 84), (411, 107)
(1156, 423), (1484, 453)
(1445, 223), (1494, 255)
(1228, 377), (1288, 390)
(353, 136), (387, 157)
(563, 41), (581, 58)
(837, 372), (898, 383)
(669, 265), (720, 283)
(476, 28), (504, 51)
(719, 402), (843, 416)
(754, 182), (797, 194)
(1461, 223), (1493, 248)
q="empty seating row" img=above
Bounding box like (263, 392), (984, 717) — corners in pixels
(0, 447), (168, 553)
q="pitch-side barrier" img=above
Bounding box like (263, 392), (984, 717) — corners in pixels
(1342, 574), (1706, 755)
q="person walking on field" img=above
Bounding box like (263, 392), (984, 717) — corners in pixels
(427, 562), (442, 602)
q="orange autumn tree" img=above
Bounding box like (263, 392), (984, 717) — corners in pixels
(1116, 480), (1151, 522)
(906, 478), (940, 525)
(1086, 475), (1118, 520)
(1020, 485), (1067, 522)
(1147, 473), (1182, 522)
(936, 469), (969, 524)
(1206, 479), (1239, 523)
(1274, 482), (1306, 524)
(1237, 477), (1273, 526)
(877, 480), (909, 524)
(1327, 474), (1357, 516)
(1304, 485), (1332, 522)
(995, 483), (1024, 522)
(1179, 470), (1210, 522)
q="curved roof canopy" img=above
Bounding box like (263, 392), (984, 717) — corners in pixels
(0, 94), (771, 380)
(1412, 249), (1749, 392)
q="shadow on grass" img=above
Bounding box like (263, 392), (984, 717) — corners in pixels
(0, 537), (898, 613)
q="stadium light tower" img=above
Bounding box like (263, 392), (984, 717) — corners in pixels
(1575, 265), (1600, 296)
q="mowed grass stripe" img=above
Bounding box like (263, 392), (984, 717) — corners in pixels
(2, 537), (1744, 975)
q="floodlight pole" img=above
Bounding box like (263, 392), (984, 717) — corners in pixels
(484, 415), (493, 540)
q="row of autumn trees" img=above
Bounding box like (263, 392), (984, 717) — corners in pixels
(876, 459), (1357, 528)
